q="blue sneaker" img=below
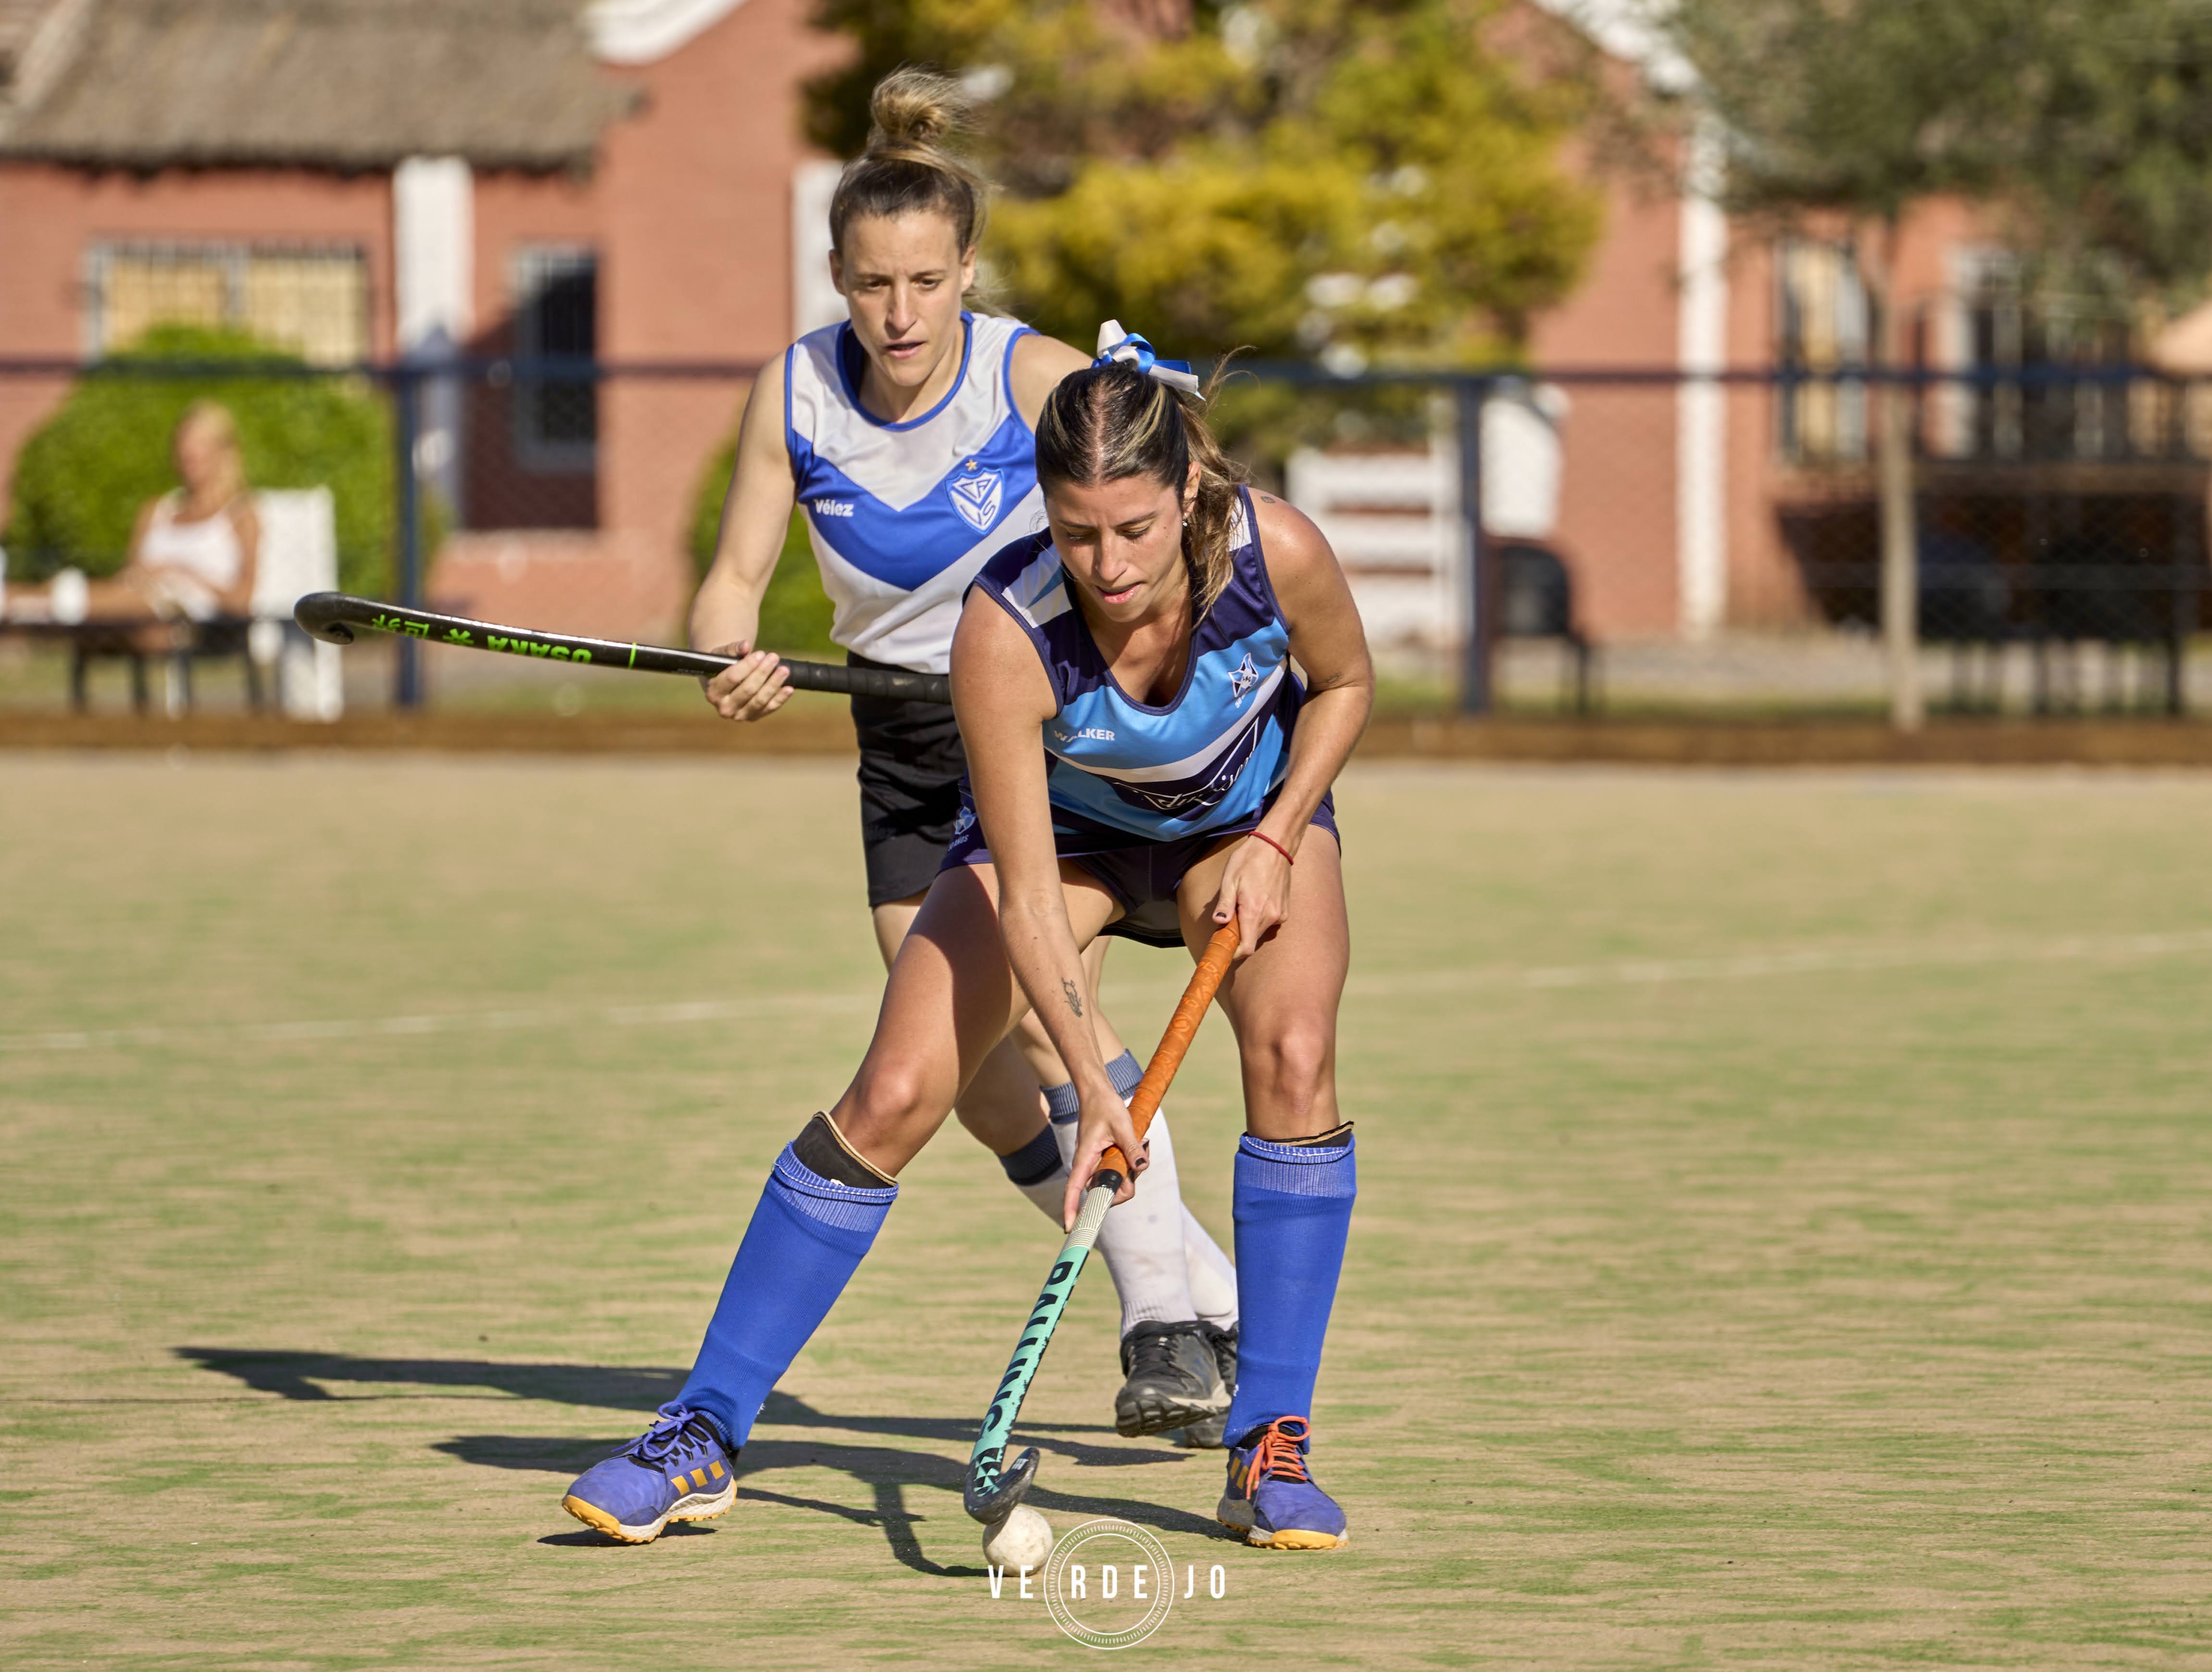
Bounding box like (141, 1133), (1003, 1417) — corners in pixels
(1217, 1415), (1349, 1549)
(562, 1404), (737, 1544)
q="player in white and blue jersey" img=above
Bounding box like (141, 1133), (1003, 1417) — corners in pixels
(563, 328), (1374, 1551)
(683, 71), (1237, 1458)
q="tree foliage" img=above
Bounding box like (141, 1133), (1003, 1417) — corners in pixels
(3, 324), (393, 594)
(1661, 0), (2016, 226)
(1663, 0), (2212, 309)
(805, 0), (1603, 367)
(2005, 1), (2212, 303)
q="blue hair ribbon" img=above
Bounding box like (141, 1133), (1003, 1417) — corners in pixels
(1093, 319), (1203, 398)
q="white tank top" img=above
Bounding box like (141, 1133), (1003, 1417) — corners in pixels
(140, 492), (244, 616)
(785, 312), (1043, 674)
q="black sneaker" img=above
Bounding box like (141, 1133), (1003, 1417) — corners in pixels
(1171, 1324), (1238, 1448)
(1115, 1320), (1231, 1438)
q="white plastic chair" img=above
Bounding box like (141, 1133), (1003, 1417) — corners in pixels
(250, 487), (344, 720)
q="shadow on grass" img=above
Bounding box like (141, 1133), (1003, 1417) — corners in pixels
(174, 1350), (1120, 1439)
(174, 1348), (685, 1410)
(177, 1348), (1230, 1574)
(460, 1433), (1228, 1574)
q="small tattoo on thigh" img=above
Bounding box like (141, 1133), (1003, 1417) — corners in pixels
(1061, 979), (1083, 1018)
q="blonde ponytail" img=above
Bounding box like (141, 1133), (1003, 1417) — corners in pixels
(830, 67), (990, 257)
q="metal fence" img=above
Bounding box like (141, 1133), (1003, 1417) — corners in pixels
(1, 355), (2206, 720)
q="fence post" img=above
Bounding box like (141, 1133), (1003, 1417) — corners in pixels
(392, 364), (424, 710)
(2174, 493), (2200, 718)
(1456, 377), (1493, 715)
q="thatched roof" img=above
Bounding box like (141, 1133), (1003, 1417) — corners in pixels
(0, 0), (641, 171)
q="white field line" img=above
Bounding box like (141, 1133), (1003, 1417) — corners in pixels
(0, 990), (879, 1057)
(5, 928), (2211, 1058)
(1342, 927), (2212, 1000)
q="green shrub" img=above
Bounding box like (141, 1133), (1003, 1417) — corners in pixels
(2, 323), (394, 595)
(687, 425), (839, 657)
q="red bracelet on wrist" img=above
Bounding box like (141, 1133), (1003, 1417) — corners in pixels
(1249, 830), (1295, 866)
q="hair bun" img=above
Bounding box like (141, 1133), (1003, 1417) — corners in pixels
(867, 65), (967, 154)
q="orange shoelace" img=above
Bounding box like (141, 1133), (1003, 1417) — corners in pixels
(1245, 1416), (1314, 1484)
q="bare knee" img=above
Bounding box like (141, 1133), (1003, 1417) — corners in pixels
(839, 1054), (950, 1149)
(1242, 1018), (1335, 1130)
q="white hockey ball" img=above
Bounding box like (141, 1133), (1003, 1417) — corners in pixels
(982, 1503), (1054, 1571)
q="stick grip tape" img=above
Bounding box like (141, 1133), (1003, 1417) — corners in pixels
(1097, 921), (1239, 1181)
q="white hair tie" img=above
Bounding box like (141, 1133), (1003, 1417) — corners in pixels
(1093, 320), (1202, 398)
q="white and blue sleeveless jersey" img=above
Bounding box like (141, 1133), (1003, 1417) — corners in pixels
(970, 488), (1309, 844)
(786, 311), (1041, 674)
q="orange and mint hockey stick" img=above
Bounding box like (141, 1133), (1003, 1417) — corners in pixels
(962, 922), (1240, 1523)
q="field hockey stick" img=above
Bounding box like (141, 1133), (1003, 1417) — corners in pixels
(962, 921), (1241, 1524)
(292, 591), (952, 704)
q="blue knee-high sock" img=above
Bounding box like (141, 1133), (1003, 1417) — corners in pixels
(676, 1144), (896, 1448)
(1223, 1132), (1356, 1444)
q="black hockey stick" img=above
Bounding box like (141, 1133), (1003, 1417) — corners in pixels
(292, 592), (952, 704)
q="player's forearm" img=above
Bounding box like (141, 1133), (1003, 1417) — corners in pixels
(1255, 680), (1371, 853)
(688, 568), (766, 654)
(998, 891), (1118, 1106)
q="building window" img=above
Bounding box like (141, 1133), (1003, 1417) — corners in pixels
(1950, 257), (2142, 463)
(1776, 238), (1871, 465)
(88, 242), (369, 365)
(512, 247), (598, 472)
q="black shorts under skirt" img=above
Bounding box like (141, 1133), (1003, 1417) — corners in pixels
(940, 790), (1341, 950)
(849, 653), (968, 909)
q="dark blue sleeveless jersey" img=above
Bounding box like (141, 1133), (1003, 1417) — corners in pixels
(968, 487), (1307, 844)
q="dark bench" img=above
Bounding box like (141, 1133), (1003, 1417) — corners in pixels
(0, 616), (266, 715)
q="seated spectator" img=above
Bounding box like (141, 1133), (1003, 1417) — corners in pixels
(4, 401), (260, 635)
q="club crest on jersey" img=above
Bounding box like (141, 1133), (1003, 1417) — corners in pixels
(1229, 652), (1261, 703)
(949, 465), (1004, 534)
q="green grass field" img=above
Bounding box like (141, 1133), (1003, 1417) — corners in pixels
(3, 755), (2209, 1668)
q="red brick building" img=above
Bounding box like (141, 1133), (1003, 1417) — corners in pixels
(0, 0), (842, 636)
(2, 0), (2185, 650)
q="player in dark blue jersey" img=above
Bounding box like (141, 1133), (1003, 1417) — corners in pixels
(690, 69), (1238, 1448)
(565, 333), (1372, 1551)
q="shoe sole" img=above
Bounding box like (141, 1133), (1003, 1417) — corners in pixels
(1243, 1525), (1350, 1550)
(1216, 1497), (1348, 1550)
(1115, 1383), (1232, 1438)
(563, 1483), (735, 1545)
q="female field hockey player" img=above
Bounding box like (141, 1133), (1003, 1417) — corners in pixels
(565, 337), (1373, 1551)
(688, 68), (1236, 1440)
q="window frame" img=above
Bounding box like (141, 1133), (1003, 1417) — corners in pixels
(82, 239), (370, 365)
(508, 244), (601, 476)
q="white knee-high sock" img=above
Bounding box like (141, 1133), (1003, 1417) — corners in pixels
(1181, 1192), (1239, 1331)
(1014, 1053), (1206, 1334)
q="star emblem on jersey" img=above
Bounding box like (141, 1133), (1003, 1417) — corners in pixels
(1229, 653), (1261, 703)
(948, 466), (1004, 534)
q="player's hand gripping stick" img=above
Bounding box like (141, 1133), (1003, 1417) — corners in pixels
(961, 922), (1240, 1524)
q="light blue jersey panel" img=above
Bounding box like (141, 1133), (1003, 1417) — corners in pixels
(786, 312), (1042, 674)
(972, 490), (1307, 844)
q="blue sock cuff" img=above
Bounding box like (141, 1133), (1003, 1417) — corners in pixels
(999, 1125), (1064, 1187)
(1042, 1081), (1081, 1123)
(1235, 1132), (1357, 1198)
(1105, 1051), (1144, 1100)
(770, 1144), (897, 1232)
